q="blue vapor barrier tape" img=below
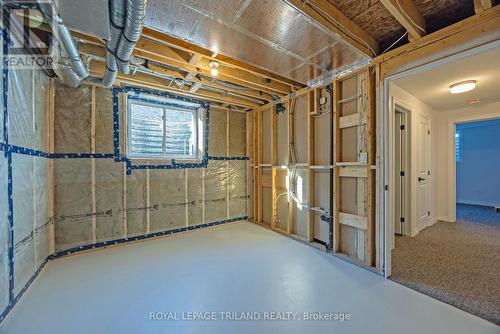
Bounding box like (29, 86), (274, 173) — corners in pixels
(2, 26), (15, 308)
(49, 216), (248, 259)
(2, 29), (10, 145)
(207, 156), (250, 161)
(127, 95), (199, 111)
(0, 258), (48, 323)
(6, 150), (14, 304)
(49, 153), (116, 159)
(9, 145), (50, 158)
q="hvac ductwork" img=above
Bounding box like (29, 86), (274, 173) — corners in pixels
(102, 0), (147, 87)
(116, 0), (148, 74)
(37, 0), (89, 87)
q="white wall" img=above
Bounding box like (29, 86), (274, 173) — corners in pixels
(456, 119), (500, 207)
(389, 83), (439, 236)
(436, 101), (500, 221)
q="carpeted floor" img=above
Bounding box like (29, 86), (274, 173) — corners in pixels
(391, 204), (500, 325)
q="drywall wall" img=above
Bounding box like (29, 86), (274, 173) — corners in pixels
(52, 82), (248, 252)
(389, 83), (439, 236)
(456, 119), (500, 207)
(0, 65), (51, 319)
(435, 101), (500, 221)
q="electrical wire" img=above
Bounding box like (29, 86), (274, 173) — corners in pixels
(381, 31), (408, 54)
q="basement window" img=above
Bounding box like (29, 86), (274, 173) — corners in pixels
(126, 97), (203, 160)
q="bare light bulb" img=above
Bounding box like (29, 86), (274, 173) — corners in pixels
(210, 68), (218, 76)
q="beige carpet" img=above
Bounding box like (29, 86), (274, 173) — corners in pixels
(391, 205), (500, 325)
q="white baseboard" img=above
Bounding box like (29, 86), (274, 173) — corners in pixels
(437, 216), (455, 223)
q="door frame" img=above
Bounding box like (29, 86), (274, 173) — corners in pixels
(380, 40), (500, 277)
(392, 102), (411, 240)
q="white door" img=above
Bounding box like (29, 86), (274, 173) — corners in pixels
(417, 115), (431, 231)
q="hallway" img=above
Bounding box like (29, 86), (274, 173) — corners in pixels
(391, 204), (500, 325)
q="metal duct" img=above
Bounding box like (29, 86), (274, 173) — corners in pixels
(116, 0), (148, 75)
(50, 39), (86, 88)
(133, 65), (266, 105)
(37, 0), (89, 84)
(211, 78), (253, 91)
(102, 0), (126, 87)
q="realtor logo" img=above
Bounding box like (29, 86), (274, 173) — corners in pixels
(1, 0), (56, 69)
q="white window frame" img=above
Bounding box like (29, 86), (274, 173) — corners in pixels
(126, 98), (202, 161)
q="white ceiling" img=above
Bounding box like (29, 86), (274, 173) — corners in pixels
(393, 46), (500, 111)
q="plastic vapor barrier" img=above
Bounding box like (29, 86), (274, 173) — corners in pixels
(51, 82), (248, 252)
(0, 155), (9, 313)
(2, 65), (51, 306)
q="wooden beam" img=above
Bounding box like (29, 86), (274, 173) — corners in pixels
(47, 78), (55, 254)
(474, 0), (493, 13)
(380, 0), (426, 39)
(134, 39), (293, 96)
(286, 0), (378, 57)
(306, 0), (379, 55)
(374, 5), (500, 77)
(307, 90), (315, 242)
(91, 86), (97, 243)
(142, 27), (306, 90)
(332, 80), (340, 252)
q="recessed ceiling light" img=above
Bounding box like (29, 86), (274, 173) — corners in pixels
(449, 80), (476, 94)
(468, 99), (480, 104)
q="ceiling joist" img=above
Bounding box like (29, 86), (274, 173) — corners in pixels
(380, 0), (427, 39)
(286, 0), (379, 57)
(474, 0), (493, 13)
(141, 27), (306, 90)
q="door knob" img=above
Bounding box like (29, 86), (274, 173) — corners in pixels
(418, 177), (426, 181)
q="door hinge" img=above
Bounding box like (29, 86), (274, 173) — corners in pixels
(400, 171), (405, 177)
(428, 211), (430, 216)
(428, 130), (431, 135)
(400, 217), (405, 223)
(384, 185), (389, 191)
(400, 125), (405, 130)
(428, 170), (430, 176)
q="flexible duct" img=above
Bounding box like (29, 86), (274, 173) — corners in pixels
(101, 0), (126, 87)
(37, 0), (89, 85)
(116, 0), (148, 75)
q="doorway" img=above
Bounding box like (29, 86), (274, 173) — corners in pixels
(455, 118), (500, 224)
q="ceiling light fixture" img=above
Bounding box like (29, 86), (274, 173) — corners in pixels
(449, 80), (476, 94)
(209, 61), (219, 77)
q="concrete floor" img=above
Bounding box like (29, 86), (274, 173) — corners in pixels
(1, 222), (498, 334)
